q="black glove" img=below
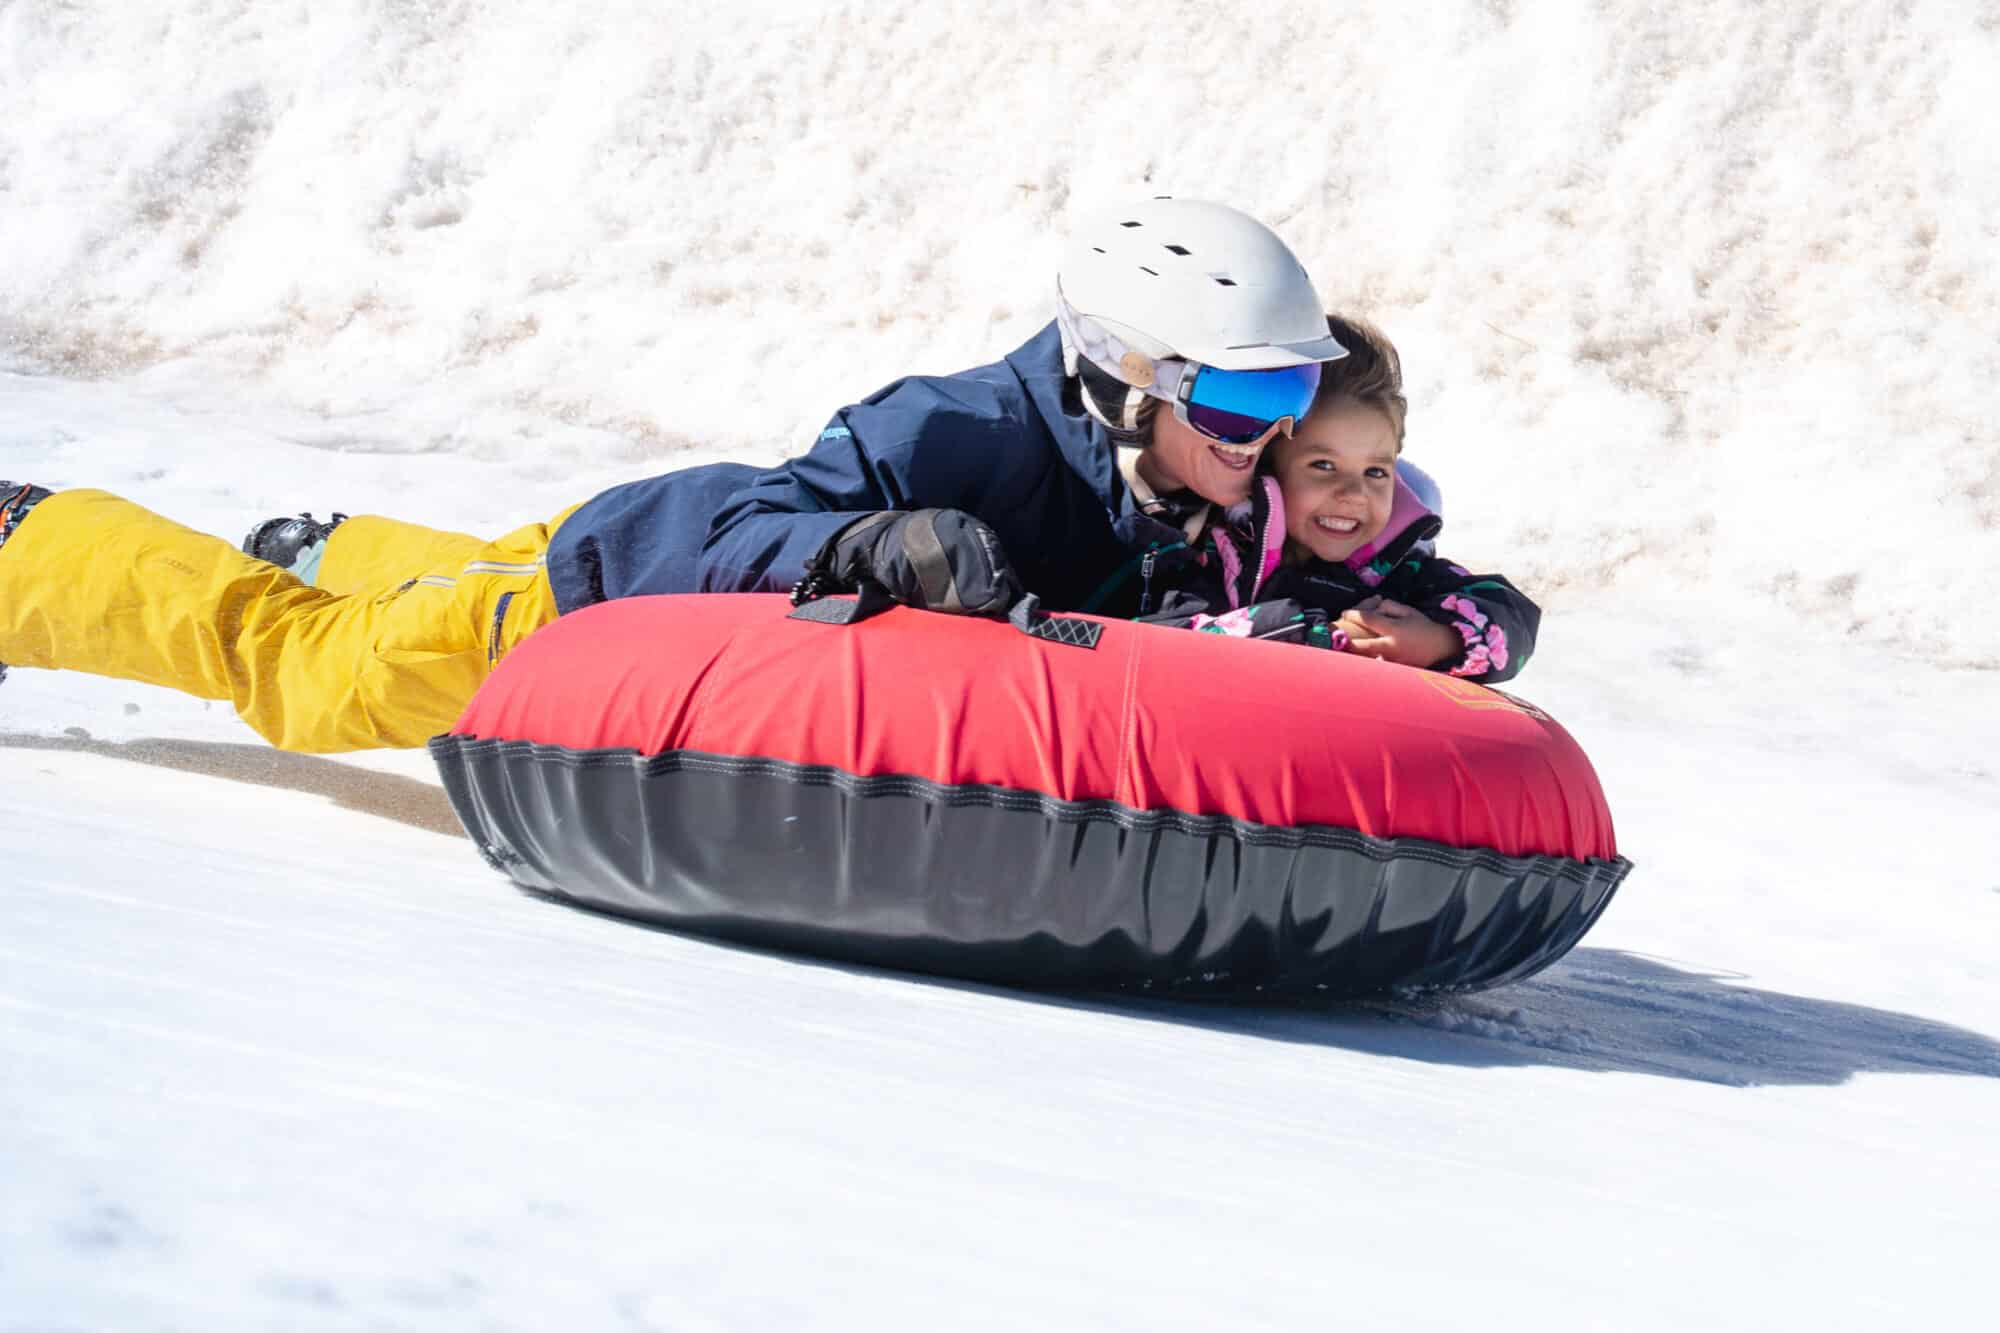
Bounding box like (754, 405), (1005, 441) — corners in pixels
(800, 509), (1024, 616)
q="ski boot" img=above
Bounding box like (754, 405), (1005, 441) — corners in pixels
(0, 481), (50, 553)
(1, 481), (55, 686)
(242, 511), (348, 584)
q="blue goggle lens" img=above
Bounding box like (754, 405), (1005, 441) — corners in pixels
(1183, 362), (1322, 443)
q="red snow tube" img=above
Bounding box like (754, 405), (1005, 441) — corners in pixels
(430, 593), (1632, 994)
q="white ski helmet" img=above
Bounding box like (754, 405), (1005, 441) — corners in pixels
(1057, 199), (1345, 375)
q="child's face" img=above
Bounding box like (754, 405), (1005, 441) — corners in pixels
(1271, 400), (1399, 563)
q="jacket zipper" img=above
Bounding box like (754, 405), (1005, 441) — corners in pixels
(1078, 540), (1183, 616)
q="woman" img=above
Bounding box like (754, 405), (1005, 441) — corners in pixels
(0, 200), (1347, 751)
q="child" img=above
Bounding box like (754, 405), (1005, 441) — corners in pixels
(1145, 315), (1539, 684)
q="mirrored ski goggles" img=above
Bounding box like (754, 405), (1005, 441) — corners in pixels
(1168, 360), (1321, 444)
(1055, 291), (1328, 444)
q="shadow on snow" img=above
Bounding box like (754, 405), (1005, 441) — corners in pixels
(0, 730), (464, 838)
(1127, 948), (2000, 1088)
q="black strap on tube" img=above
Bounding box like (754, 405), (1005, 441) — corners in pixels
(788, 585), (1100, 650)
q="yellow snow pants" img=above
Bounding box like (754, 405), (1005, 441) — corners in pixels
(0, 489), (576, 752)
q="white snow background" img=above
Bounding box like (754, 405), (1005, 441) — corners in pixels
(3, 2), (1997, 1329)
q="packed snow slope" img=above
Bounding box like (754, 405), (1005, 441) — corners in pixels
(3, 3), (1997, 1329)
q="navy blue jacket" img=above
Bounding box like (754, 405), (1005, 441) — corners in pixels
(545, 324), (1194, 617)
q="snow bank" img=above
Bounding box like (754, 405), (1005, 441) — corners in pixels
(2, 1), (1996, 665)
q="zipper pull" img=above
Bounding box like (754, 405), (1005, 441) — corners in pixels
(1139, 549), (1158, 615)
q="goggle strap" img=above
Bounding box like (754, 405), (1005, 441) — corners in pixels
(1116, 384), (1146, 432)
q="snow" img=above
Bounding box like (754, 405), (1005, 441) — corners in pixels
(3, 2), (1997, 1328)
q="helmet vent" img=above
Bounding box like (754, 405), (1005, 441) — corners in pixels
(1138, 266), (1159, 276)
(1120, 220), (1142, 228)
(1212, 275), (1238, 287)
(1164, 244), (1191, 255)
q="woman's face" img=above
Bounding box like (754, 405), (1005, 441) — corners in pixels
(1140, 410), (1286, 507)
(1269, 400), (1399, 563)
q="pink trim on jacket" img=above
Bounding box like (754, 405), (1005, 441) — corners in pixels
(1218, 476), (1289, 609)
(1344, 476), (1436, 580)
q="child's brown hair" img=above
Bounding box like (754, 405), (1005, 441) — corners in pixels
(1313, 314), (1407, 448)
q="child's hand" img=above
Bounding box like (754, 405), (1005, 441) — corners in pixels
(1336, 597), (1463, 668)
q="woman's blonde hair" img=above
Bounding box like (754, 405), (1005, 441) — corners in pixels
(1314, 314), (1407, 448)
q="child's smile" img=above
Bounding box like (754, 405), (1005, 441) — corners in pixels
(1270, 400), (1400, 564)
